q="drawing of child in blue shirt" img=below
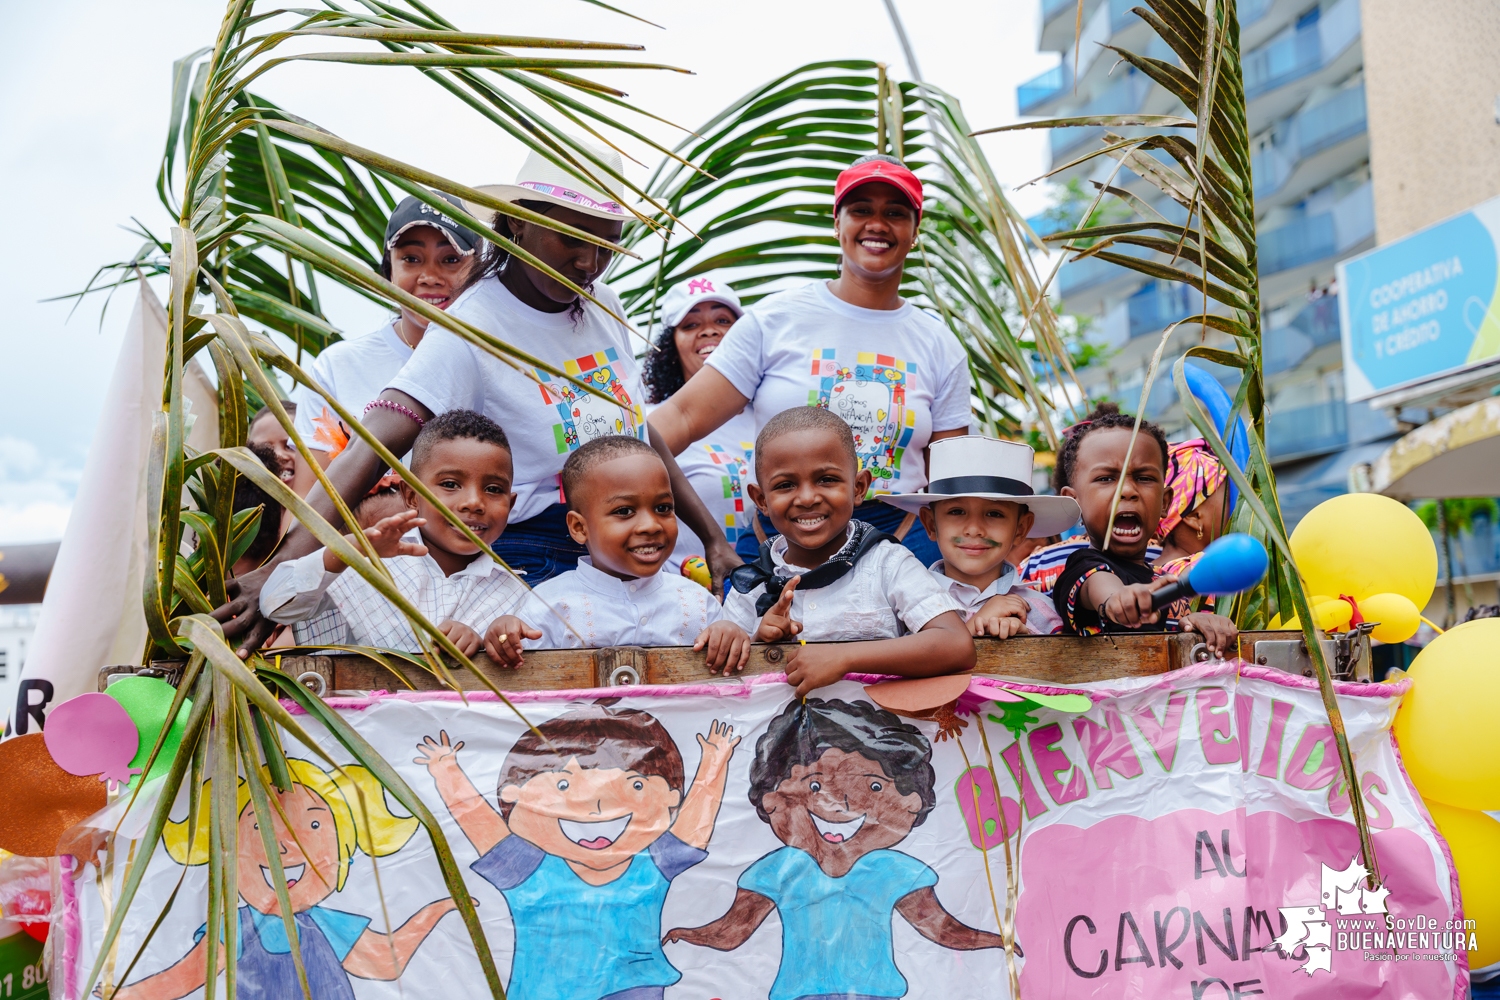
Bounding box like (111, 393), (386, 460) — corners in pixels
(664, 698), (1001, 1000)
(418, 703), (739, 1000)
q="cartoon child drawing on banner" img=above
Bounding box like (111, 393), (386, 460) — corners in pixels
(809, 351), (917, 490)
(665, 698), (1002, 1000)
(537, 348), (646, 454)
(417, 704), (739, 1000)
(114, 759), (455, 1000)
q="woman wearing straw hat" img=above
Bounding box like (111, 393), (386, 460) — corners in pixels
(648, 153), (973, 567)
(642, 270), (757, 580)
(215, 145), (743, 654)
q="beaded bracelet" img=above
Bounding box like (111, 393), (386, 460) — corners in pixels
(364, 398), (427, 427)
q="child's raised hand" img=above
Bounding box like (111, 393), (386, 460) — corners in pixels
(364, 509), (427, 559)
(694, 621), (752, 675)
(1102, 580), (1168, 628)
(483, 615), (542, 669)
(783, 642), (848, 698)
(437, 619), (481, 657)
(414, 730), (463, 770)
(696, 719), (742, 763)
(1181, 611), (1238, 659)
(754, 576), (803, 643)
(969, 593), (1030, 638)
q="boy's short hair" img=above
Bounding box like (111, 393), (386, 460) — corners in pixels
(233, 445), (285, 565)
(747, 697), (936, 827)
(754, 406), (858, 479)
(560, 434), (660, 508)
(411, 409), (510, 474)
(250, 401), (297, 424)
(495, 704), (685, 821)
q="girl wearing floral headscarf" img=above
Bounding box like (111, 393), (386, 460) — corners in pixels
(1153, 438), (1229, 597)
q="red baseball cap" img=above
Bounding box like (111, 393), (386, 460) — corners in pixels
(833, 156), (924, 219)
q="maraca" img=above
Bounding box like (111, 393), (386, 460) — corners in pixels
(1151, 533), (1269, 611)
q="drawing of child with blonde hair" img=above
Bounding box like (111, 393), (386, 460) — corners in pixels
(113, 758), (457, 1000)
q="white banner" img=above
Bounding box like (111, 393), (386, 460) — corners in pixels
(70, 663), (1466, 1000)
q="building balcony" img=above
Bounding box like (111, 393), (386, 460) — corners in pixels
(1018, 64), (1070, 116)
(1243, 0), (1361, 132)
(1258, 181), (1374, 277)
(1265, 294), (1341, 374)
(1127, 280), (1197, 340)
(1267, 399), (1348, 461)
(1252, 83), (1367, 201)
(1047, 68), (1153, 165)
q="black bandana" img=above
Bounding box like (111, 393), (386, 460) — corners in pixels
(730, 520), (896, 616)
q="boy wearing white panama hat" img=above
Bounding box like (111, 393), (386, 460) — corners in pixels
(881, 436), (1078, 637)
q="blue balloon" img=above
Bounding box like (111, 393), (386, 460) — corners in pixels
(1187, 533), (1269, 596)
(1181, 363), (1249, 510)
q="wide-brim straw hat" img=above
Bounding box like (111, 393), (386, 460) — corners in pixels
(879, 435), (1081, 538)
(463, 142), (628, 226)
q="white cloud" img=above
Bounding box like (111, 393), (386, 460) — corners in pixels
(0, 436), (80, 543)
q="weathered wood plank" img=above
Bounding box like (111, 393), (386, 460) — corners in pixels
(281, 632), (1296, 694)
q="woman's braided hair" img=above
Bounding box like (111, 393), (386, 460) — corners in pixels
(1051, 402), (1171, 493)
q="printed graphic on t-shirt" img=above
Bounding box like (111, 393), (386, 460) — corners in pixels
(702, 440), (753, 542)
(538, 347), (645, 453)
(808, 350), (918, 490)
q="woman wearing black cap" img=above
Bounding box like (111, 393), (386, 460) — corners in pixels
(649, 154), (973, 565)
(291, 192), (478, 462)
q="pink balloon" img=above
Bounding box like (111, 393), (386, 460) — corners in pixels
(43, 693), (140, 792)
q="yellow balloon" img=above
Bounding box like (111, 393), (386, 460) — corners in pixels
(1359, 592), (1421, 644)
(1290, 494), (1437, 608)
(1423, 799), (1500, 968)
(1314, 598), (1354, 632)
(1394, 618), (1500, 809)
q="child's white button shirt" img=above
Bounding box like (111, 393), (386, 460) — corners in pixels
(722, 530), (962, 640)
(927, 560), (1062, 635)
(530, 557), (724, 648)
(259, 530), (555, 651)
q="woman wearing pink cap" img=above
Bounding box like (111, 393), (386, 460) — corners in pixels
(650, 154), (972, 565)
(642, 271), (758, 578)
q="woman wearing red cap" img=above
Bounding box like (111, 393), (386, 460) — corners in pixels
(649, 154), (971, 564)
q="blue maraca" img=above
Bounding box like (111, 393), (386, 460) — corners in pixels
(1150, 533), (1269, 611)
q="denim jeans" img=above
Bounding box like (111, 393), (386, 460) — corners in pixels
(491, 503), (588, 584)
(733, 500), (941, 568)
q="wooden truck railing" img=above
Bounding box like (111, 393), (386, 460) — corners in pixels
(102, 629), (1374, 695)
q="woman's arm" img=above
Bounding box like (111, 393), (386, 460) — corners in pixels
(662, 889), (775, 951)
(342, 899), (458, 980)
(781, 611), (975, 698)
(647, 368), (749, 455)
(895, 887), (1006, 950)
(647, 423), (743, 591)
(214, 389), (430, 657)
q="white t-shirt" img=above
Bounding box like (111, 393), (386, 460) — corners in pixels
(705, 280), (972, 496)
(387, 277), (647, 523)
(292, 321), (414, 452)
(647, 403), (757, 574)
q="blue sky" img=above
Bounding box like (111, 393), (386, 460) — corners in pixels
(0, 0), (1055, 543)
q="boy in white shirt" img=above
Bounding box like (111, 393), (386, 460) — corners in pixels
(529, 436), (752, 672)
(260, 410), (552, 664)
(881, 436), (1079, 637)
(722, 406), (974, 696)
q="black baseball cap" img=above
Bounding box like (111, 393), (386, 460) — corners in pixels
(384, 192), (479, 256)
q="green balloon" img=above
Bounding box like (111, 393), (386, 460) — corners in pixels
(104, 676), (193, 786)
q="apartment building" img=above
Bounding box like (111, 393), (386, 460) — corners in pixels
(1018, 0), (1394, 525)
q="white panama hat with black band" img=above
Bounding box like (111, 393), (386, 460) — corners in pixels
(463, 141), (629, 226)
(879, 435), (1081, 538)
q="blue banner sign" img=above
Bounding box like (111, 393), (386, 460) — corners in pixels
(1339, 195), (1500, 401)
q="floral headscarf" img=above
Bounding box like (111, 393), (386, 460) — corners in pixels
(1159, 438), (1227, 539)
